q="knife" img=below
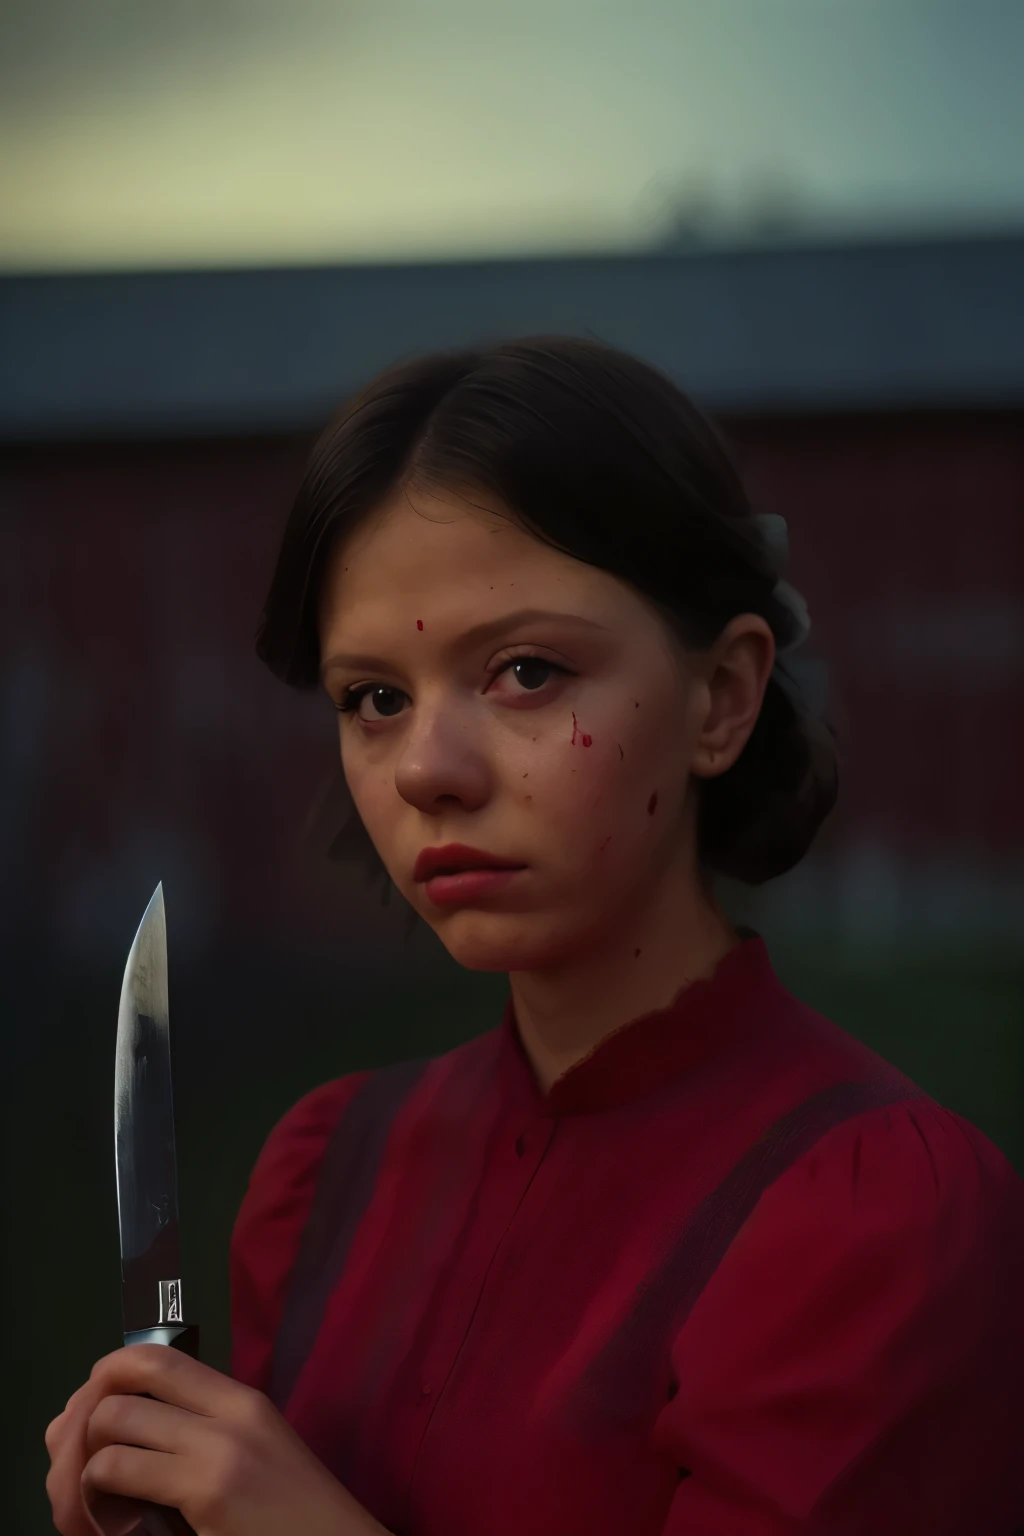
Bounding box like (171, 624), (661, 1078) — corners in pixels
(114, 882), (198, 1536)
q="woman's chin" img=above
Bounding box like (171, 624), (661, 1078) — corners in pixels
(430, 911), (571, 974)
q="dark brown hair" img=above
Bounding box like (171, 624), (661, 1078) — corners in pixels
(257, 334), (837, 906)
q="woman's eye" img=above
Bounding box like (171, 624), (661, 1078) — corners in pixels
(335, 653), (570, 723)
(337, 684), (407, 721)
(494, 655), (567, 693)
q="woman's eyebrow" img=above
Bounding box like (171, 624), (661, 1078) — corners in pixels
(320, 607), (609, 681)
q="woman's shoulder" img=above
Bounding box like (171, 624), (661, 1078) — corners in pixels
(232, 1074), (370, 1254)
(693, 1096), (1024, 1340)
(664, 1102), (1024, 1529)
(229, 1072), (374, 1389)
(228, 1043), (493, 1390)
(237, 1030), (495, 1220)
(762, 1094), (1024, 1251)
(249, 1072), (374, 1185)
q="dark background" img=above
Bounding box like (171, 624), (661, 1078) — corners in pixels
(3, 240), (1024, 1532)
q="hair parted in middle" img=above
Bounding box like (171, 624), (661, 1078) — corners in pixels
(257, 334), (838, 929)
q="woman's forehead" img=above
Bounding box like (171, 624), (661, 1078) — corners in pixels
(315, 485), (681, 672)
(323, 494), (609, 613)
(335, 484), (529, 562)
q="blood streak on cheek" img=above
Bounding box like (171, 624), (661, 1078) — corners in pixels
(647, 791), (658, 815)
(570, 712), (593, 747)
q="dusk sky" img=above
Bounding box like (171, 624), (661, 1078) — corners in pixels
(2, 0), (1022, 268)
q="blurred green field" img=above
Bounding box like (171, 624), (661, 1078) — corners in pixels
(771, 938), (1023, 1175)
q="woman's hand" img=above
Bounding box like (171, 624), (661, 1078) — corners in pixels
(45, 1346), (389, 1536)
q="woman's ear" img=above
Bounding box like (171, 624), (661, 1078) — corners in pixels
(690, 615), (775, 779)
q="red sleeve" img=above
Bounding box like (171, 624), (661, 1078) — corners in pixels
(655, 1099), (1024, 1535)
(229, 1073), (371, 1393)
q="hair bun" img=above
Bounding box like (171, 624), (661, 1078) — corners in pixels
(698, 676), (839, 885)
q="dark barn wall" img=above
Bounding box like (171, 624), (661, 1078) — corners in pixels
(3, 411), (1023, 960)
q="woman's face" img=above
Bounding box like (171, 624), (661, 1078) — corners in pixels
(317, 482), (769, 972)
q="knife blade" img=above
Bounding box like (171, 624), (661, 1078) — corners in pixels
(115, 882), (198, 1536)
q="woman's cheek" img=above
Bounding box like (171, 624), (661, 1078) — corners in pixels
(527, 729), (626, 834)
(344, 766), (389, 848)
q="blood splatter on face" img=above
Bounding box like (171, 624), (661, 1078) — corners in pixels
(570, 711), (593, 747)
(647, 791), (658, 815)
(416, 619), (424, 630)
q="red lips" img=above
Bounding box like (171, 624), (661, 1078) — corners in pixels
(413, 843), (526, 882)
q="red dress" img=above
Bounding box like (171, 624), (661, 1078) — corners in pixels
(230, 934), (1024, 1534)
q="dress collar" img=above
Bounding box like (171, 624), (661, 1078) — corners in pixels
(496, 931), (783, 1116)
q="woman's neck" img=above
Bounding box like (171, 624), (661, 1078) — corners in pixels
(507, 874), (739, 1095)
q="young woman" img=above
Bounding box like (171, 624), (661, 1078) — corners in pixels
(47, 337), (1024, 1536)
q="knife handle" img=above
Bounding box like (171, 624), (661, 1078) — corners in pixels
(121, 1325), (201, 1535)
(135, 1506), (197, 1536)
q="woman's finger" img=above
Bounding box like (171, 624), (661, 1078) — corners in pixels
(86, 1393), (195, 1458)
(46, 1454), (97, 1536)
(44, 1410), (66, 1458)
(81, 1442), (183, 1512)
(89, 1346), (244, 1417)
(47, 1385), (110, 1536)
(46, 1378), (105, 1458)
